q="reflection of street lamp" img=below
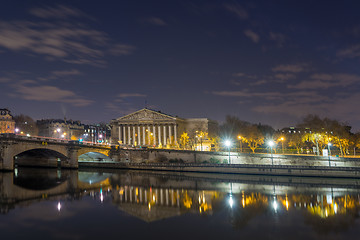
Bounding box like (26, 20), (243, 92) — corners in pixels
(15, 128), (19, 134)
(268, 140), (274, 165)
(237, 135), (243, 153)
(225, 140), (232, 164)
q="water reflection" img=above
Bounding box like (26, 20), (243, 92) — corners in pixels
(1, 168), (360, 236)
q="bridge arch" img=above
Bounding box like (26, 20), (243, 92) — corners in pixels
(78, 152), (112, 162)
(14, 148), (68, 167)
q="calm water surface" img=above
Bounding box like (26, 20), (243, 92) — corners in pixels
(1, 167), (360, 240)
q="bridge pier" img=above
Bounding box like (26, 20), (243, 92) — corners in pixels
(0, 141), (16, 171)
(66, 147), (79, 169)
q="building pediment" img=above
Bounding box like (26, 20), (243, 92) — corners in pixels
(117, 109), (176, 121)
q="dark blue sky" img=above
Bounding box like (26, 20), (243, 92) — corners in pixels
(1, 0), (360, 130)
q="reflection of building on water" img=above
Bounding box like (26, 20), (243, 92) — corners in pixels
(112, 185), (218, 222)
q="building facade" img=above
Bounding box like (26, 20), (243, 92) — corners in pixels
(110, 108), (218, 148)
(37, 118), (84, 140)
(0, 109), (15, 134)
(83, 124), (111, 143)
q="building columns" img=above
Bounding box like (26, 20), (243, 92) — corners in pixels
(158, 125), (161, 146)
(169, 125), (172, 144)
(153, 125), (156, 146)
(163, 125), (166, 146)
(137, 125), (141, 145)
(174, 124), (177, 144)
(142, 126), (145, 145)
(123, 125), (126, 145)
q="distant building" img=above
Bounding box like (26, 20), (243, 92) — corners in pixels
(0, 109), (15, 134)
(37, 118), (84, 140)
(110, 108), (218, 148)
(83, 123), (111, 143)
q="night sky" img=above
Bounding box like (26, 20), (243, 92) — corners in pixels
(1, 0), (360, 130)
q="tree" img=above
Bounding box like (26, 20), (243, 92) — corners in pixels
(210, 136), (221, 151)
(13, 114), (38, 136)
(287, 133), (303, 154)
(180, 132), (189, 149)
(242, 125), (264, 153)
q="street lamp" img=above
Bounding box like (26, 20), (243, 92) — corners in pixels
(237, 135), (243, 153)
(279, 137), (285, 154)
(224, 140), (232, 164)
(268, 140), (275, 165)
(327, 142), (332, 167)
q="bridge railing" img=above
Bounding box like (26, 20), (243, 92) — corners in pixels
(0, 133), (110, 147)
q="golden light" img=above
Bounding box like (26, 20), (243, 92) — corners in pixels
(238, 135), (242, 140)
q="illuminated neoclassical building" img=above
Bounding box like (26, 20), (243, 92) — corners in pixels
(110, 108), (218, 147)
(0, 109), (15, 134)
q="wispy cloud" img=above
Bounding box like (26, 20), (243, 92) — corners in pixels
(269, 32), (286, 47)
(224, 3), (249, 19)
(244, 29), (259, 43)
(272, 63), (307, 73)
(289, 73), (360, 89)
(51, 69), (82, 77)
(337, 44), (360, 58)
(274, 73), (296, 81)
(29, 5), (88, 19)
(0, 5), (135, 66)
(115, 93), (147, 102)
(110, 44), (136, 56)
(144, 17), (167, 26)
(12, 82), (92, 106)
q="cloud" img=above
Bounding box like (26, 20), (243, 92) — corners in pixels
(224, 3), (249, 19)
(274, 73), (296, 81)
(0, 5), (135, 66)
(253, 92), (360, 122)
(337, 44), (360, 58)
(51, 69), (82, 77)
(13, 83), (92, 106)
(29, 5), (87, 19)
(272, 63), (307, 73)
(0, 77), (10, 83)
(269, 32), (286, 47)
(144, 17), (167, 26)
(244, 29), (259, 43)
(110, 44), (136, 56)
(232, 72), (245, 77)
(289, 73), (360, 89)
(117, 93), (147, 98)
(212, 90), (283, 100)
(115, 93), (147, 103)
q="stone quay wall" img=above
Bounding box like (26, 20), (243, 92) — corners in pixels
(113, 148), (360, 168)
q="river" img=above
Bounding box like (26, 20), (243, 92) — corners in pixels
(0, 167), (360, 239)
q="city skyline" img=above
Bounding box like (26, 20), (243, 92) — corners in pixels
(1, 1), (360, 130)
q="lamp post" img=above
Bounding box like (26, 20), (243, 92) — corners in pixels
(279, 137), (285, 154)
(327, 142), (332, 167)
(225, 140), (232, 164)
(268, 140), (275, 165)
(237, 135), (243, 153)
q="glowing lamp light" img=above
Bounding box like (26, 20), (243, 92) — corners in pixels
(328, 143), (332, 146)
(57, 202), (61, 212)
(56, 128), (61, 133)
(224, 140), (232, 147)
(268, 140), (275, 147)
(15, 128), (19, 133)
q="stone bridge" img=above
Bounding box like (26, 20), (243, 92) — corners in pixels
(0, 134), (113, 170)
